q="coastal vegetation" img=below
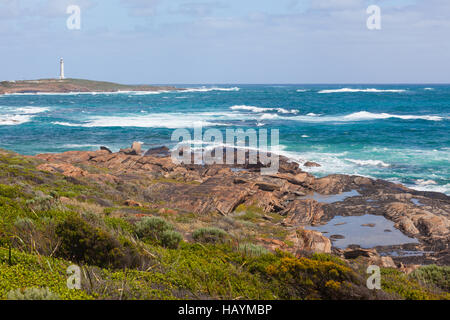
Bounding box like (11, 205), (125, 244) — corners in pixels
(0, 149), (448, 300)
(0, 78), (180, 95)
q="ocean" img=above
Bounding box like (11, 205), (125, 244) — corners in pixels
(0, 84), (449, 195)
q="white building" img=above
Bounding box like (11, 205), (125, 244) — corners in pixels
(60, 58), (65, 80)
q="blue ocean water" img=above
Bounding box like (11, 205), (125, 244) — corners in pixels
(0, 84), (449, 194)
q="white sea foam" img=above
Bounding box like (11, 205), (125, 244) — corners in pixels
(260, 114), (279, 120)
(230, 105), (299, 114)
(51, 113), (235, 129)
(290, 111), (443, 122)
(409, 183), (450, 195)
(14, 106), (51, 114)
(416, 179), (438, 186)
(3, 90), (170, 96)
(0, 106), (50, 125)
(318, 88), (407, 94)
(345, 158), (391, 167)
(424, 88), (434, 91)
(173, 139), (283, 156)
(296, 89), (310, 92)
(342, 111), (443, 121)
(0, 114), (33, 125)
(62, 144), (102, 148)
(183, 87), (240, 93)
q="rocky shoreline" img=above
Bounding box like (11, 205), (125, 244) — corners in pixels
(32, 142), (450, 269)
(0, 79), (182, 95)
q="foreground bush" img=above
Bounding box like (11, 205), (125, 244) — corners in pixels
(7, 287), (60, 300)
(161, 230), (183, 249)
(136, 217), (174, 242)
(0, 247), (93, 300)
(192, 227), (229, 244)
(410, 265), (450, 292)
(55, 215), (142, 269)
(238, 243), (269, 257)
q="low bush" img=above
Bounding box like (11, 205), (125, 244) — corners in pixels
(7, 287), (60, 300)
(55, 215), (142, 269)
(135, 217), (174, 242)
(410, 265), (450, 292)
(0, 184), (22, 198)
(381, 268), (448, 300)
(161, 230), (183, 249)
(192, 227), (228, 244)
(264, 252), (369, 299)
(238, 243), (269, 257)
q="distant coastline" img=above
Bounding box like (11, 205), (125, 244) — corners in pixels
(0, 78), (182, 95)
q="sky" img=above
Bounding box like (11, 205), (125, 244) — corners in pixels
(0, 0), (449, 84)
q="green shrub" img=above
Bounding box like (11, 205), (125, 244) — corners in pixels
(238, 243), (269, 257)
(26, 195), (55, 211)
(161, 230), (183, 249)
(311, 252), (348, 266)
(104, 217), (135, 235)
(0, 184), (22, 198)
(410, 265), (450, 292)
(135, 217), (174, 242)
(381, 268), (448, 300)
(192, 227), (229, 244)
(55, 215), (142, 269)
(14, 217), (35, 230)
(7, 287), (60, 300)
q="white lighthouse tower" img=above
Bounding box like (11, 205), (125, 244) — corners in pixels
(60, 58), (65, 80)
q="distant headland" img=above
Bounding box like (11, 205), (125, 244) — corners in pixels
(0, 78), (182, 95)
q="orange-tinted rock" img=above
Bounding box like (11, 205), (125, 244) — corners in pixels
(287, 228), (332, 254)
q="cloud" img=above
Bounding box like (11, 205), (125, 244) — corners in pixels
(39, 0), (97, 18)
(172, 1), (227, 17)
(120, 0), (162, 16)
(0, 0), (97, 19)
(310, 0), (363, 10)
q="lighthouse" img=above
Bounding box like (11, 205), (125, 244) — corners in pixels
(60, 58), (65, 80)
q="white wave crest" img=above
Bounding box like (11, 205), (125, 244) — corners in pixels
(319, 88), (407, 94)
(52, 113), (232, 129)
(410, 183), (450, 195)
(0, 114), (32, 125)
(230, 105), (299, 114)
(345, 158), (391, 167)
(342, 111), (443, 121)
(0, 106), (50, 125)
(3, 90), (171, 96)
(61, 144), (103, 148)
(415, 179), (438, 186)
(260, 114), (279, 120)
(13, 107), (51, 114)
(183, 87), (240, 93)
(291, 111), (443, 122)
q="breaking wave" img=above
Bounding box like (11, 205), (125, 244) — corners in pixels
(291, 111), (443, 122)
(183, 87), (240, 93)
(345, 158), (391, 167)
(0, 106), (50, 126)
(318, 88), (407, 94)
(51, 113), (235, 129)
(230, 105), (299, 114)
